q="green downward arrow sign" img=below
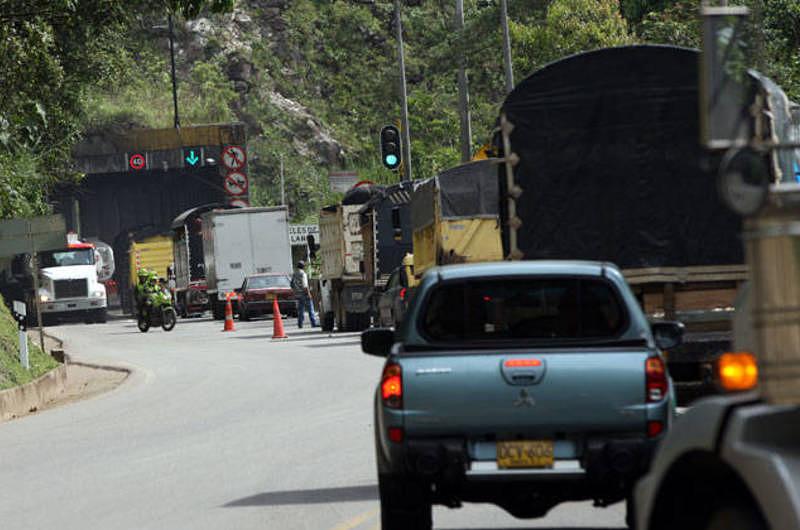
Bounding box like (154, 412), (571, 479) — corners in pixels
(186, 150), (199, 166)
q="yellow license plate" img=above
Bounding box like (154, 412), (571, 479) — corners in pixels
(497, 440), (554, 469)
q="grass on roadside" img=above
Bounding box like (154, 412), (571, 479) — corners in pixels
(0, 295), (58, 391)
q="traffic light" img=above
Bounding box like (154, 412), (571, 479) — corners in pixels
(380, 125), (402, 171)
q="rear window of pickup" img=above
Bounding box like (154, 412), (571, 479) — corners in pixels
(421, 277), (627, 343)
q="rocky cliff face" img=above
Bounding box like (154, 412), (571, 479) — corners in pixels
(180, 1), (346, 167)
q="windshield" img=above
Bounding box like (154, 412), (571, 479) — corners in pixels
(422, 277), (627, 343)
(39, 248), (95, 268)
(247, 276), (290, 289)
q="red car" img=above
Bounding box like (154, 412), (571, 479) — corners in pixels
(236, 273), (296, 320)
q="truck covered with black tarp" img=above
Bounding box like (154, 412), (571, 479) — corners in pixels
(497, 45), (747, 401)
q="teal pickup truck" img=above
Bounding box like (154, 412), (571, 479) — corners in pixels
(362, 261), (682, 529)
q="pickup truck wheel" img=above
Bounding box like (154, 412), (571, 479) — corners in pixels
(705, 505), (766, 530)
(378, 474), (432, 530)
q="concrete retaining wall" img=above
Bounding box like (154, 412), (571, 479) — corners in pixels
(0, 363), (68, 421)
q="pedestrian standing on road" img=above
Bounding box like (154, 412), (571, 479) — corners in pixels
(292, 261), (318, 328)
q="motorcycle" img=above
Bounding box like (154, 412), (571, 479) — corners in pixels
(137, 288), (177, 332)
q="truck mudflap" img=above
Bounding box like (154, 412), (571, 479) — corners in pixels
(342, 284), (372, 313)
(667, 331), (730, 404)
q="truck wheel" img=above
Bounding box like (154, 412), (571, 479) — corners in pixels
(378, 474), (432, 530)
(321, 311), (335, 332)
(346, 312), (370, 332)
(95, 309), (107, 324)
(212, 301), (225, 320)
(705, 505), (766, 530)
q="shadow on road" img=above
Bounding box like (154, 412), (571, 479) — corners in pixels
(224, 484), (378, 507)
(441, 528), (625, 530)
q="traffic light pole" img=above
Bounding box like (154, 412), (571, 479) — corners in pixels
(395, 0), (412, 181)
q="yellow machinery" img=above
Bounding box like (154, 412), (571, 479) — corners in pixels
(411, 159), (503, 278)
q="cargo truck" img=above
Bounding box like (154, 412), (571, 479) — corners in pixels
(360, 180), (418, 328)
(318, 185), (379, 332)
(201, 206), (292, 320)
(495, 45), (749, 403)
(410, 159), (503, 279)
(171, 204), (221, 317)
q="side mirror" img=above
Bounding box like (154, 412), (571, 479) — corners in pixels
(362, 328), (394, 357)
(651, 321), (685, 350)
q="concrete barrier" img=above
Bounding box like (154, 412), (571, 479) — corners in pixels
(0, 362), (68, 422)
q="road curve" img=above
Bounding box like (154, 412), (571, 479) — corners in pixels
(0, 317), (625, 530)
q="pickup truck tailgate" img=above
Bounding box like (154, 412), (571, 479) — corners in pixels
(401, 349), (649, 437)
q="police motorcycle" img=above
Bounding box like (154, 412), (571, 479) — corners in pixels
(136, 271), (177, 332)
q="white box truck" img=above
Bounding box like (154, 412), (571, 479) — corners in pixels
(201, 206), (292, 319)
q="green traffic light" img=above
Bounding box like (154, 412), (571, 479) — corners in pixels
(385, 154), (399, 167)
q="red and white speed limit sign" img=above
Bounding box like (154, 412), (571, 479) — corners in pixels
(222, 145), (246, 170)
(224, 171), (249, 196)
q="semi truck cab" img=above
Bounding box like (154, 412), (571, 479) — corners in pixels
(36, 241), (107, 323)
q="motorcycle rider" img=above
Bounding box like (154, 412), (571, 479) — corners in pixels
(134, 269), (159, 319)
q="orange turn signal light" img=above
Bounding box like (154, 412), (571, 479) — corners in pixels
(717, 352), (758, 392)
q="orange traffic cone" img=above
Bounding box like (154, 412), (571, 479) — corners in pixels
(271, 297), (287, 339)
(222, 293), (236, 332)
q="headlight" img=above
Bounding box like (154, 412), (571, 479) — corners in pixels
(91, 289), (105, 298)
(39, 294), (49, 303)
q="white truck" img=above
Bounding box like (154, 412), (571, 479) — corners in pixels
(201, 206), (293, 319)
(319, 201), (372, 332)
(36, 240), (108, 324)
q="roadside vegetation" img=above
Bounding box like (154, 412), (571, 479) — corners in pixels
(1, 0), (799, 222)
(0, 295), (58, 390)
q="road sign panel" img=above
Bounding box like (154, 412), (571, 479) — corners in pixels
(129, 153), (146, 170)
(224, 172), (249, 196)
(228, 198), (250, 208)
(222, 146), (246, 170)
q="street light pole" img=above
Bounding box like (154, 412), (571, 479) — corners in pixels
(500, 0), (514, 93)
(394, 0), (412, 181)
(168, 14), (180, 129)
(455, 0), (472, 162)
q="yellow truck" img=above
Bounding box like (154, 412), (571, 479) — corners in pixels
(126, 235), (174, 312)
(410, 159), (503, 278)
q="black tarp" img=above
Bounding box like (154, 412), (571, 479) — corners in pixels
(438, 159), (500, 219)
(499, 45), (744, 269)
(411, 160), (500, 232)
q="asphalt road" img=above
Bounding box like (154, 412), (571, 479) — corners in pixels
(0, 315), (625, 530)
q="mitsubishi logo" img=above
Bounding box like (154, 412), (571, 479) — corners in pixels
(513, 388), (535, 408)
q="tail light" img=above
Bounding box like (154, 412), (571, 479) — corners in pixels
(381, 362), (403, 409)
(399, 287), (407, 301)
(645, 357), (667, 402)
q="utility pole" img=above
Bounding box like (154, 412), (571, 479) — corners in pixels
(168, 14), (180, 129)
(455, 0), (472, 162)
(500, 0), (514, 93)
(394, 0), (412, 181)
(279, 155), (286, 205)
